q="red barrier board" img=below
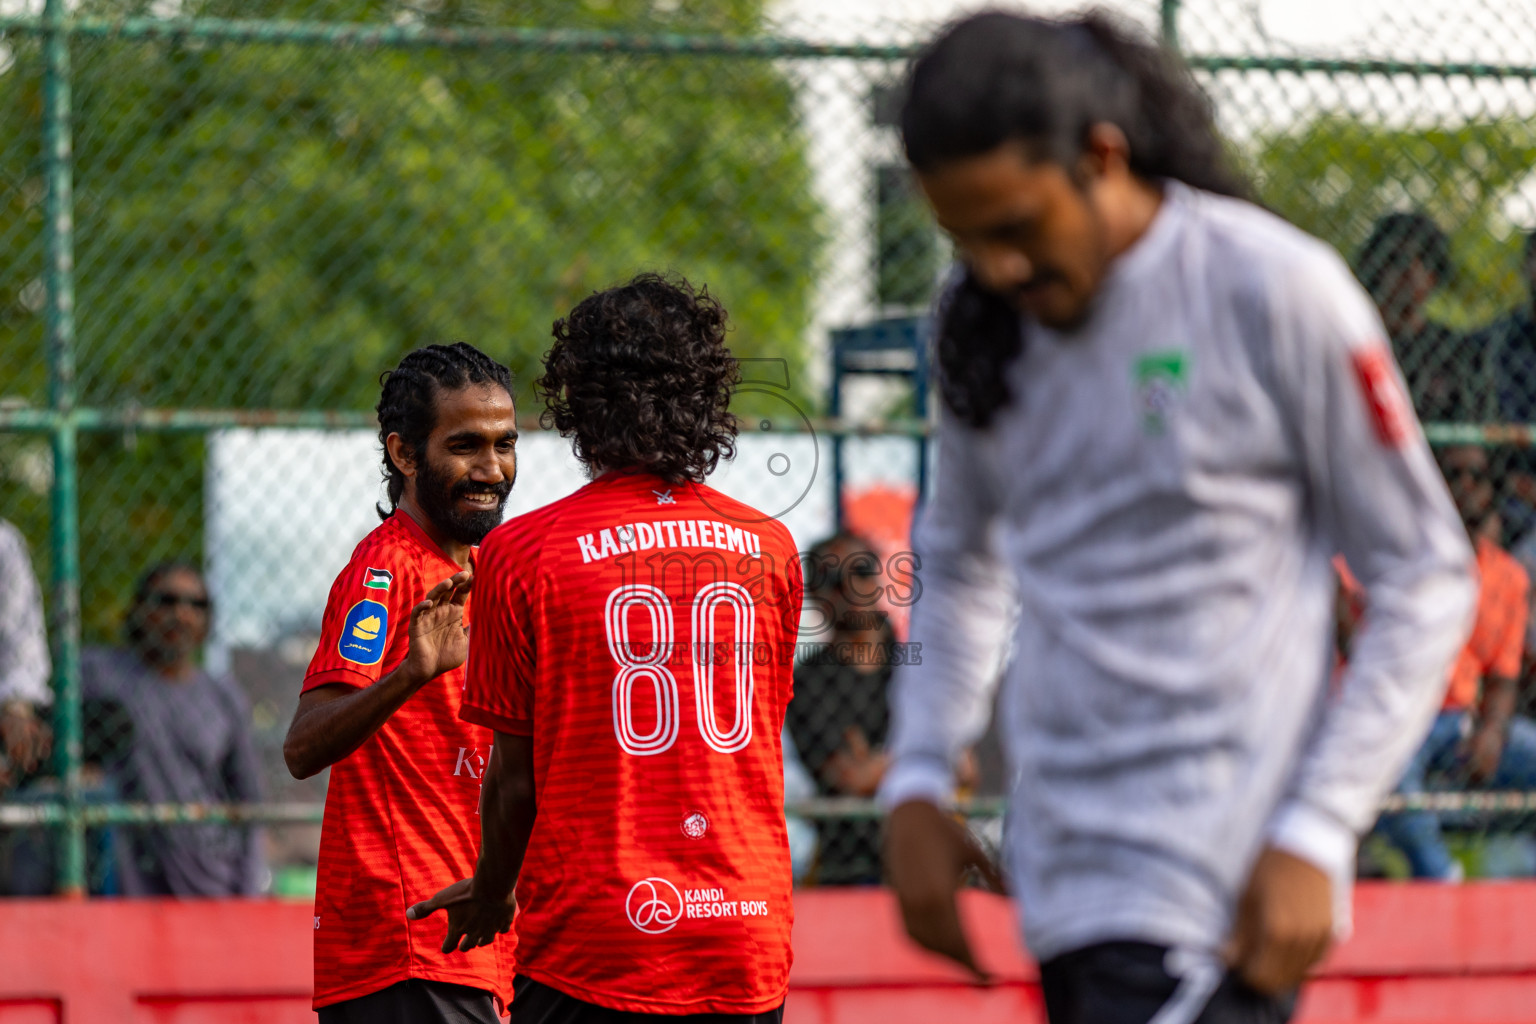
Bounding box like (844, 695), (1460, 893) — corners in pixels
(2, 885), (1534, 1022)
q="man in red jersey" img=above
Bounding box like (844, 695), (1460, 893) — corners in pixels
(284, 342), (519, 1022)
(409, 274), (801, 1022)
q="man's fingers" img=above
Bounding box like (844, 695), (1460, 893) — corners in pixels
(456, 925), (497, 953)
(419, 570), (472, 608)
(899, 890), (979, 973)
(1239, 933), (1312, 995)
(1224, 898), (1257, 972)
(844, 727), (871, 759)
(954, 823), (1006, 894)
(968, 845), (1008, 895)
(407, 878), (474, 920)
(421, 576), (456, 605)
(909, 900), (991, 983)
(407, 896), (465, 921)
(1232, 917), (1332, 995)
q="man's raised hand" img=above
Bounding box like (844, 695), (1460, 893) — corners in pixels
(402, 570), (473, 685)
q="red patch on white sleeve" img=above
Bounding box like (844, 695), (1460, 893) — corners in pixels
(1350, 346), (1412, 448)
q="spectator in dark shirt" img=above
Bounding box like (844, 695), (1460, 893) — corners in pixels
(787, 532), (895, 884)
(1479, 233), (1536, 544)
(1358, 211), (1486, 422)
(1488, 231), (1536, 424)
(1363, 446), (1536, 879)
(82, 562), (266, 896)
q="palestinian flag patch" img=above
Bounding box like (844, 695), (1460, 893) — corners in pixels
(363, 567), (394, 591)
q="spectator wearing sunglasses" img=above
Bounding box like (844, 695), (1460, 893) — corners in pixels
(787, 532), (974, 884)
(81, 561), (267, 896)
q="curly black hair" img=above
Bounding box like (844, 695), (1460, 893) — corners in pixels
(537, 273), (741, 483)
(375, 342), (513, 520)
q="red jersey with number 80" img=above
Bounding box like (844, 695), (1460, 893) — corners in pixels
(461, 471), (801, 1015)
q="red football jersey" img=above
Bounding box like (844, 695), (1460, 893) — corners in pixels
(304, 511), (515, 1010)
(461, 471), (802, 1015)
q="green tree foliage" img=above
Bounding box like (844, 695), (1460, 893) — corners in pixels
(1252, 115), (1536, 327)
(0, 0), (824, 642)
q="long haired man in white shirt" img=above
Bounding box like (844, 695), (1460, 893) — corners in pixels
(879, 12), (1478, 1023)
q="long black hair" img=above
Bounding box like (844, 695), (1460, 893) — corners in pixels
(375, 342), (513, 520)
(902, 9), (1249, 428)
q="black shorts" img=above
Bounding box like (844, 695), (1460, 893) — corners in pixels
(509, 976), (784, 1024)
(318, 978), (500, 1024)
(1040, 942), (1297, 1024)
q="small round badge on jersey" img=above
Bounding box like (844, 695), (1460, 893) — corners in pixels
(339, 599), (389, 666)
(681, 811), (709, 839)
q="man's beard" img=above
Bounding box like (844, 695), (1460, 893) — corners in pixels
(415, 456), (514, 546)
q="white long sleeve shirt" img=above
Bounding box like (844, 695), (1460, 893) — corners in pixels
(879, 183), (1477, 961)
(0, 519), (52, 707)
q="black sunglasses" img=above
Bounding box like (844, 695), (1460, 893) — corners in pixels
(821, 564), (879, 587)
(145, 592), (210, 611)
(1442, 463), (1489, 481)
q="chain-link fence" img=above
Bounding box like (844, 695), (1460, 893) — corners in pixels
(4, 0), (1536, 895)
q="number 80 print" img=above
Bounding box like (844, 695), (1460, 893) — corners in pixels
(606, 582), (757, 756)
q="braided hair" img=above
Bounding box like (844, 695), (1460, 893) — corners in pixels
(901, 10), (1249, 429)
(375, 342), (513, 520)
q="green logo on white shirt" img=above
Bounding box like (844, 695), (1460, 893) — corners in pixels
(1135, 351), (1188, 436)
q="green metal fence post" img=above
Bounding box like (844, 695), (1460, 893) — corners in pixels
(1161, 0), (1182, 53)
(41, 0), (85, 897)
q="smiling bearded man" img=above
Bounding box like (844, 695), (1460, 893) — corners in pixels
(283, 342), (520, 1023)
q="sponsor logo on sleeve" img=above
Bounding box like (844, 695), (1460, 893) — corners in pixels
(338, 599), (389, 665)
(1351, 345), (1412, 448)
(363, 566), (394, 591)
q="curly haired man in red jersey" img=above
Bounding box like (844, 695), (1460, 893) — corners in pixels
(411, 274), (801, 1023)
(284, 342), (519, 1022)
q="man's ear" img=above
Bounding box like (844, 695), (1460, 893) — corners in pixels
(385, 432), (418, 479)
(1078, 121), (1132, 182)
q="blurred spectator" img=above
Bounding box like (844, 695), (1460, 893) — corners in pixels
(1487, 231), (1536, 424)
(0, 519), (53, 787)
(1358, 211), (1488, 422)
(787, 532), (892, 883)
(1375, 445), (1536, 879)
(82, 562), (267, 896)
(1481, 232), (1536, 545)
(782, 726), (818, 885)
(2, 698), (135, 895)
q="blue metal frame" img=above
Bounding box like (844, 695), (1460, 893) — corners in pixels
(827, 317), (930, 533)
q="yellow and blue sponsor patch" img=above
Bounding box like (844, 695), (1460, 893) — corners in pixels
(339, 598), (389, 666)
